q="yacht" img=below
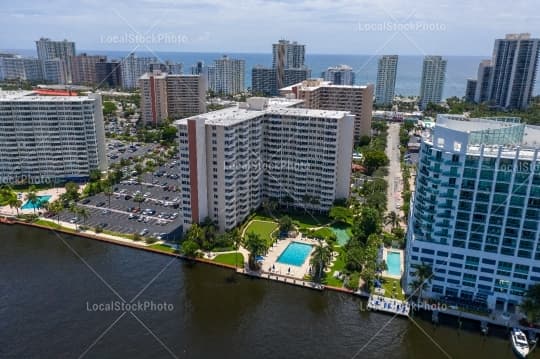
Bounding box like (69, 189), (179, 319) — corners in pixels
(511, 328), (530, 358)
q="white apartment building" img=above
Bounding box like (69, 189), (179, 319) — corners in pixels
(35, 38), (76, 84)
(174, 97), (354, 232)
(0, 91), (107, 185)
(0, 55), (43, 82)
(210, 56), (245, 96)
(375, 55), (398, 106)
(405, 115), (540, 313)
(121, 54), (157, 89)
(322, 65), (355, 86)
(419, 56), (447, 110)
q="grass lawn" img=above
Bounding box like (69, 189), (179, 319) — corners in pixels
(213, 252), (244, 268)
(101, 229), (134, 240)
(149, 243), (178, 253)
(325, 246), (346, 287)
(244, 220), (278, 245)
(253, 211), (331, 231)
(35, 219), (76, 233)
(381, 277), (405, 300)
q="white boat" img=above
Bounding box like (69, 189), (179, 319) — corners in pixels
(511, 328), (530, 358)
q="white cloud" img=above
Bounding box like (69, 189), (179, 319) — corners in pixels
(0, 0), (539, 55)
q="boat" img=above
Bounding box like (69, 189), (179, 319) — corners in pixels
(511, 328), (530, 358)
(480, 321), (488, 335)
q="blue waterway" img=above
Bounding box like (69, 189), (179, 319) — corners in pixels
(9, 49), (540, 98)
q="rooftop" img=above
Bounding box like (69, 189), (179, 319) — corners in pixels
(0, 90), (97, 102)
(280, 79), (371, 92)
(175, 97), (349, 127)
(427, 115), (540, 152)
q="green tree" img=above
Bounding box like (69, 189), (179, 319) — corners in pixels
(89, 169), (102, 182)
(278, 215), (293, 232)
(133, 193), (145, 210)
(230, 228), (243, 269)
(310, 240), (332, 282)
(186, 224), (204, 248)
(385, 211), (400, 229)
(103, 184), (113, 208)
(362, 150), (389, 176)
(103, 101), (117, 116)
(25, 187), (38, 215)
(521, 284), (540, 324)
(244, 232), (267, 270)
(64, 182), (80, 202)
(409, 263), (433, 301)
(181, 239), (200, 258)
(7, 196), (22, 216)
(352, 207), (382, 243)
(48, 200), (64, 224)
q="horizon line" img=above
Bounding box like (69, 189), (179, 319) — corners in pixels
(2, 48), (491, 58)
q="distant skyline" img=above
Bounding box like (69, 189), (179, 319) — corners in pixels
(1, 0), (539, 56)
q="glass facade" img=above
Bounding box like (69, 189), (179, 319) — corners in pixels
(406, 116), (540, 312)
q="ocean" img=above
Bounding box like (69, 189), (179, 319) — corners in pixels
(9, 49), (540, 98)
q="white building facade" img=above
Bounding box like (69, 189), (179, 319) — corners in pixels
(419, 56), (447, 110)
(405, 115), (540, 313)
(375, 55), (398, 106)
(175, 98), (354, 232)
(0, 91), (107, 185)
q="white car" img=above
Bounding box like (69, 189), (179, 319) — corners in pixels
(139, 228), (149, 236)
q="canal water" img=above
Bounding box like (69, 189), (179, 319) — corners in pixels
(0, 224), (536, 359)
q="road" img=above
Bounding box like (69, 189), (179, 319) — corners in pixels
(385, 123), (404, 226)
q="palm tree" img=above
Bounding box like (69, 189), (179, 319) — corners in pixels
(78, 207), (89, 228)
(7, 196), (22, 216)
(409, 263), (433, 302)
(48, 200), (64, 224)
(310, 240), (332, 282)
(230, 228), (242, 269)
(133, 193), (144, 210)
(69, 204), (81, 230)
(244, 232), (267, 270)
(103, 184), (113, 208)
(385, 211), (400, 229)
(25, 189), (38, 215)
(186, 224), (204, 248)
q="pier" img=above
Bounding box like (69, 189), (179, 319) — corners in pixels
(367, 294), (410, 317)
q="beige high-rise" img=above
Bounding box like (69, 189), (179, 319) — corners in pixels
(280, 79), (373, 140)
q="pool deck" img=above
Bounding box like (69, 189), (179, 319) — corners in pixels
(0, 187), (67, 215)
(382, 248), (404, 280)
(260, 233), (320, 280)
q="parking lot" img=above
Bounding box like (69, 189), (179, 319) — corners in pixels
(106, 139), (158, 165)
(57, 158), (184, 241)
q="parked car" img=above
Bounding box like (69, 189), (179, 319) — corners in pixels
(81, 198), (91, 204)
(139, 228), (149, 236)
(96, 201), (106, 207)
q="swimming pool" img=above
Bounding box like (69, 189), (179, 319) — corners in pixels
(277, 242), (313, 267)
(330, 227), (351, 246)
(21, 195), (52, 210)
(386, 251), (402, 276)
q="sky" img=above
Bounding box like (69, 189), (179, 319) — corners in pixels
(1, 0), (540, 56)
